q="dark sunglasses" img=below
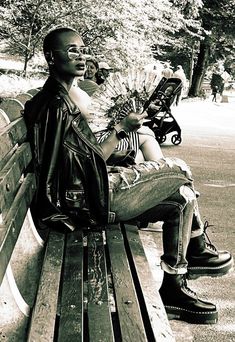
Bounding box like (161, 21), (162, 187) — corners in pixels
(54, 46), (92, 60)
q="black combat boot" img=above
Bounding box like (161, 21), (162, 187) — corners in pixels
(159, 272), (218, 324)
(187, 222), (233, 279)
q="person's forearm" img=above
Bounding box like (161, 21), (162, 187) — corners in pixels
(100, 129), (120, 160)
(100, 112), (147, 160)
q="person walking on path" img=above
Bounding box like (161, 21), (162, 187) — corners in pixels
(162, 62), (173, 79)
(211, 85), (218, 102)
(173, 65), (187, 105)
(24, 27), (233, 325)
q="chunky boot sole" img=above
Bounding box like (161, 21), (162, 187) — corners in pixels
(164, 305), (218, 324)
(187, 257), (234, 280)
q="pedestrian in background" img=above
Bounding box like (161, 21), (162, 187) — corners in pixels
(173, 65), (187, 106)
(161, 62), (173, 79)
(98, 61), (113, 84)
(210, 72), (225, 101)
(77, 56), (100, 96)
(211, 85), (218, 102)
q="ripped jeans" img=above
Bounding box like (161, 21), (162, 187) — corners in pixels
(108, 158), (204, 274)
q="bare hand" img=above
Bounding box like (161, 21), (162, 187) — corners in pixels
(120, 112), (148, 132)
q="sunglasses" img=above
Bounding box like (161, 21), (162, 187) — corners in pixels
(54, 46), (92, 60)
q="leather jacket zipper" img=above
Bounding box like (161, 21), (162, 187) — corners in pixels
(64, 140), (91, 159)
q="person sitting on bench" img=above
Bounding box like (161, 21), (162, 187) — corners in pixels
(24, 27), (233, 325)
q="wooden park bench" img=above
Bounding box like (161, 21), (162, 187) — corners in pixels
(0, 93), (174, 341)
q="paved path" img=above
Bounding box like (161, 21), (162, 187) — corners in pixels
(144, 98), (235, 342)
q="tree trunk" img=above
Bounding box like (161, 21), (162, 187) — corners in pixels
(188, 40), (210, 97)
(23, 55), (28, 77)
(189, 43), (196, 88)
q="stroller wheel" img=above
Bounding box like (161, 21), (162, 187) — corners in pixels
(171, 134), (182, 145)
(155, 134), (166, 144)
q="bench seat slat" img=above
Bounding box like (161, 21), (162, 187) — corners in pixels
(106, 224), (147, 342)
(0, 173), (36, 285)
(0, 117), (27, 170)
(27, 231), (65, 342)
(87, 230), (115, 342)
(123, 224), (175, 342)
(57, 231), (84, 341)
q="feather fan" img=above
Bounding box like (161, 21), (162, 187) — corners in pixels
(87, 67), (162, 133)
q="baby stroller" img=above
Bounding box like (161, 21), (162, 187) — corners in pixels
(143, 77), (182, 145)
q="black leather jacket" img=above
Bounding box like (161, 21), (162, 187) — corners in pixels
(24, 77), (109, 232)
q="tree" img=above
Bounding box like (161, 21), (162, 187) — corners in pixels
(153, 0), (203, 83)
(82, 0), (180, 69)
(0, 0), (86, 75)
(156, 0), (235, 97)
(0, 0), (195, 75)
(189, 0), (235, 96)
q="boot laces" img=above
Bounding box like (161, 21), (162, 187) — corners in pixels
(203, 221), (217, 252)
(183, 275), (197, 298)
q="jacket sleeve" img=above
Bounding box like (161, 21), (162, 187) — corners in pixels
(34, 98), (76, 232)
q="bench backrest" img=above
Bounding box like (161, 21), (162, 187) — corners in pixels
(0, 114), (36, 286)
(0, 98), (24, 122)
(0, 100), (46, 341)
(15, 92), (33, 105)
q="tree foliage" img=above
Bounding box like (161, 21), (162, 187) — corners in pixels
(0, 0), (200, 73)
(189, 0), (235, 96)
(0, 0), (234, 97)
(160, 0), (235, 96)
(0, 0), (85, 73)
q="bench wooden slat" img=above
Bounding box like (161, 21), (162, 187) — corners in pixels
(0, 98), (24, 122)
(27, 231), (65, 342)
(106, 224), (147, 342)
(57, 230), (84, 342)
(0, 173), (36, 285)
(87, 230), (115, 342)
(15, 93), (32, 106)
(123, 224), (175, 342)
(0, 118), (27, 170)
(0, 108), (10, 129)
(27, 89), (40, 96)
(0, 143), (32, 220)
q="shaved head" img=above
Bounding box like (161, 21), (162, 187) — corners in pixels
(43, 27), (81, 60)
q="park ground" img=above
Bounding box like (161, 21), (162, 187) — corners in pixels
(141, 95), (235, 342)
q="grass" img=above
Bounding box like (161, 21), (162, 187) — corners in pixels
(0, 53), (47, 98)
(0, 73), (46, 98)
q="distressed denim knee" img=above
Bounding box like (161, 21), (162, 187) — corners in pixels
(109, 159), (202, 274)
(108, 158), (194, 222)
